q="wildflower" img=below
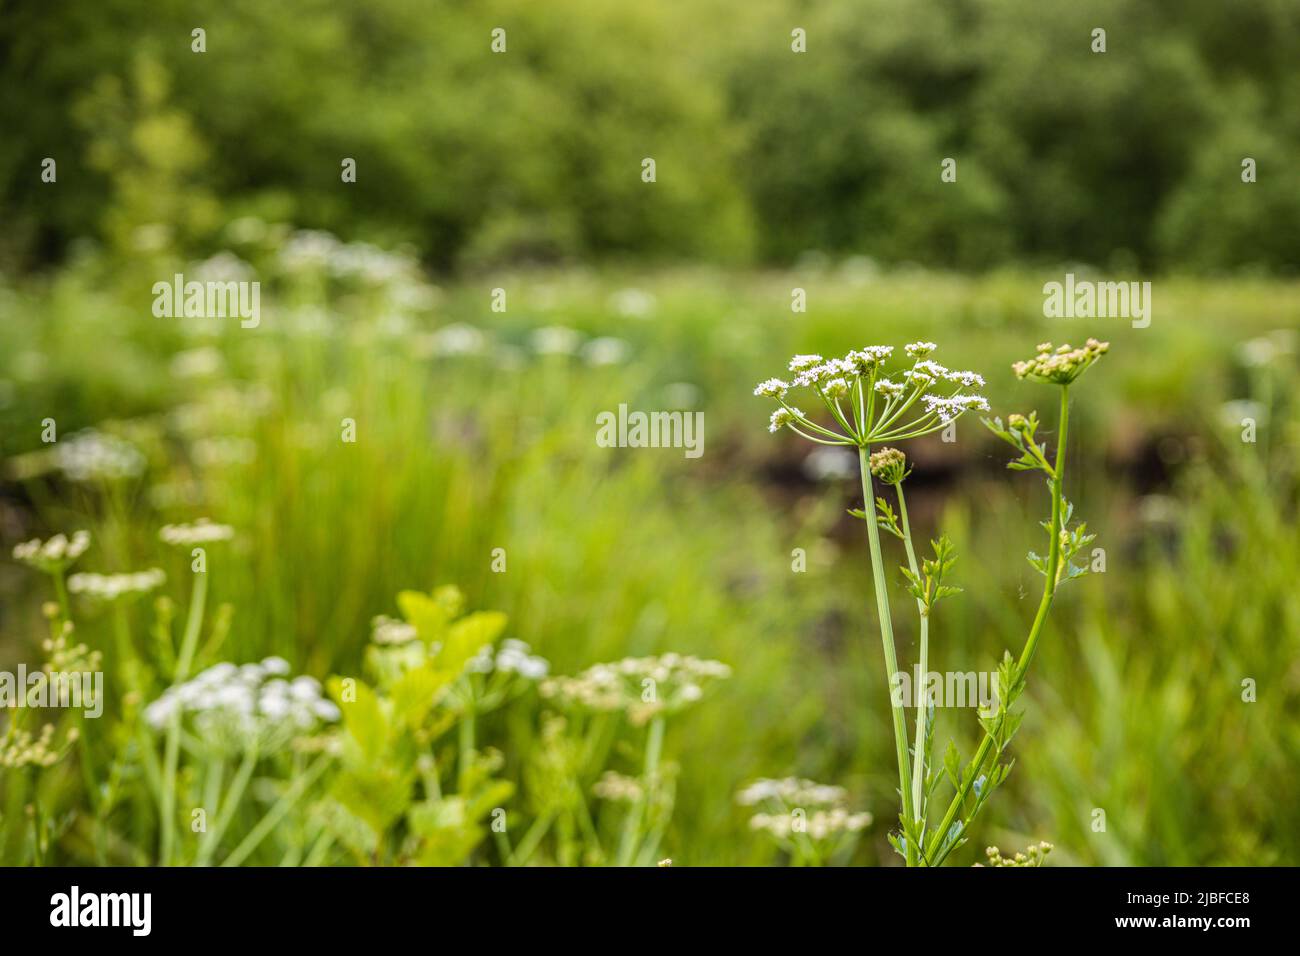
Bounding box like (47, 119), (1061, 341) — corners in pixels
(922, 393), (990, 424)
(67, 568), (165, 602)
(846, 347), (893, 374)
(592, 771), (644, 803)
(144, 656), (339, 754)
(983, 841), (1054, 867)
(158, 519), (234, 547)
(945, 369), (986, 388)
(540, 653), (730, 725)
(466, 638), (550, 680)
(0, 723), (70, 769)
(54, 430), (147, 482)
(738, 777), (872, 851)
(769, 407), (801, 433)
(753, 378), (789, 399)
(748, 807), (873, 841)
(1012, 339), (1109, 385)
(13, 531), (91, 574)
(736, 777), (850, 807)
(42, 631), (102, 672)
(868, 447), (909, 485)
(823, 377), (850, 399)
(788, 354), (825, 373)
(756, 343), (987, 444)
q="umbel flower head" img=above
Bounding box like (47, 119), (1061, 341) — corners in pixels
(868, 447), (909, 485)
(68, 568), (165, 602)
(144, 657), (340, 755)
(755, 344), (987, 446)
(159, 518), (234, 547)
(736, 777), (873, 843)
(1013, 339), (1109, 385)
(540, 653), (731, 725)
(13, 531), (91, 574)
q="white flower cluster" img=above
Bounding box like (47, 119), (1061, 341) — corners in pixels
(466, 638), (550, 680)
(592, 770), (644, 803)
(68, 568), (165, 601)
(277, 229), (417, 285)
(13, 531), (91, 573)
(144, 657), (340, 753)
(9, 430), (146, 483)
(754, 343), (988, 445)
(540, 653), (731, 725)
(748, 806), (874, 840)
(57, 430), (148, 482)
(921, 393), (992, 424)
(735, 777), (850, 807)
(737, 777), (872, 842)
(158, 518), (234, 547)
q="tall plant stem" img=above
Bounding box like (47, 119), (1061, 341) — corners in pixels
(858, 447), (916, 864)
(925, 386), (1070, 864)
(160, 566), (207, 865)
(616, 715), (664, 866)
(896, 484), (929, 832)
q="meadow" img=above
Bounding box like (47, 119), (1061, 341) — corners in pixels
(1, 233), (1296, 865)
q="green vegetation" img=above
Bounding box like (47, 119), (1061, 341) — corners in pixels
(1, 244), (1296, 863)
(4, 0), (1300, 271)
(1, 0), (1296, 867)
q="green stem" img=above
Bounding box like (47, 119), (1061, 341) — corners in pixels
(458, 706), (476, 788)
(925, 386), (1070, 864)
(511, 809), (556, 866)
(896, 484), (930, 835)
(160, 567), (208, 865)
(197, 744), (258, 865)
(858, 447), (917, 864)
(616, 715), (665, 866)
(221, 753), (331, 866)
(51, 570), (71, 624)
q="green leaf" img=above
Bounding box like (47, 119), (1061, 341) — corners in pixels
(390, 664), (447, 728)
(328, 676), (389, 763)
(397, 588), (461, 647)
(332, 765), (414, 837)
(435, 611), (507, 681)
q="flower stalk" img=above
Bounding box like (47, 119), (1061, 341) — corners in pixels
(755, 339), (1106, 865)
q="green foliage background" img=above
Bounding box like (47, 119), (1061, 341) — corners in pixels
(3, 0), (1300, 271)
